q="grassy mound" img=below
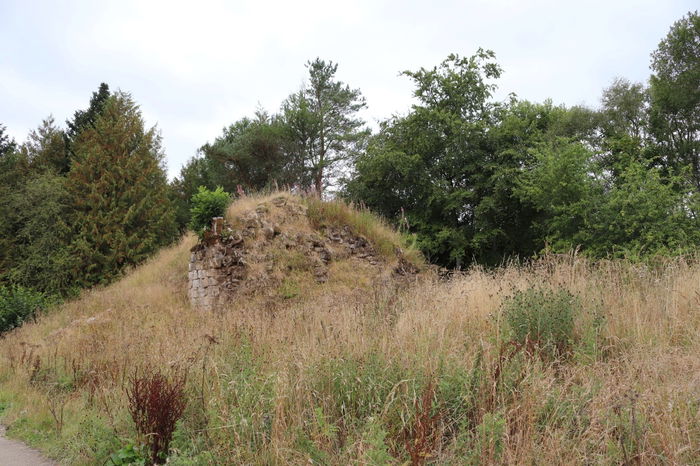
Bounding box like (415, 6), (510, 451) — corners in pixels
(0, 196), (699, 464)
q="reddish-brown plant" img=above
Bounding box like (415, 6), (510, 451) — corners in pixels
(403, 380), (442, 465)
(126, 368), (187, 464)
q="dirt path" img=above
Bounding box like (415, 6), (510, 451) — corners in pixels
(0, 426), (55, 465)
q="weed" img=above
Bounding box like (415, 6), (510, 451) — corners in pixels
(126, 368), (188, 464)
(361, 418), (394, 465)
(305, 196), (423, 266)
(501, 286), (580, 361)
(109, 443), (147, 465)
(402, 380), (442, 465)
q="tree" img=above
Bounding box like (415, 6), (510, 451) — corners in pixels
(515, 139), (601, 252)
(347, 51), (514, 266)
(170, 156), (216, 233)
(66, 92), (176, 286)
(5, 172), (75, 294)
(599, 78), (650, 175)
(172, 110), (299, 231)
(199, 111), (294, 191)
(283, 58), (369, 194)
(64, 83), (111, 173)
(20, 116), (69, 173)
(0, 127), (26, 282)
(649, 11), (700, 188)
(0, 124), (16, 158)
(0, 119), (72, 293)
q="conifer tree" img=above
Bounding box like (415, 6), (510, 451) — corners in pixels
(67, 91), (176, 286)
(22, 116), (69, 173)
(0, 124), (16, 158)
(283, 59), (368, 194)
(63, 83), (111, 173)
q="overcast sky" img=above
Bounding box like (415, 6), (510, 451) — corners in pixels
(1, 0), (696, 178)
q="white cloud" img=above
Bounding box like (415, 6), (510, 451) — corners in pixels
(1, 0), (696, 177)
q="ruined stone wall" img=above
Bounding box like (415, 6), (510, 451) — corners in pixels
(187, 218), (247, 310)
(186, 196), (419, 311)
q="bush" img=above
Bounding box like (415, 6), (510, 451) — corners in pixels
(501, 287), (579, 360)
(188, 186), (230, 237)
(126, 368), (188, 465)
(0, 285), (49, 334)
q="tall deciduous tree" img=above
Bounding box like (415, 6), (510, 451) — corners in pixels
(599, 78), (650, 176)
(283, 58), (368, 194)
(67, 91), (176, 286)
(649, 11), (700, 188)
(346, 50), (511, 266)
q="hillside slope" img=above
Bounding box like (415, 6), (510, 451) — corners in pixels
(0, 193), (699, 464)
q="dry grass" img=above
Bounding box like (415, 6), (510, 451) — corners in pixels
(0, 203), (699, 463)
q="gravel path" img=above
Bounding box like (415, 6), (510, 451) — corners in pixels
(0, 426), (55, 465)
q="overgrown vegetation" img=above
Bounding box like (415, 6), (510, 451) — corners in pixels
(0, 232), (697, 464)
(501, 287), (579, 361)
(188, 186), (230, 238)
(305, 196), (423, 264)
(0, 285), (50, 334)
(0, 8), (697, 465)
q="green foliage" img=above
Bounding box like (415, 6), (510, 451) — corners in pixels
(605, 395), (648, 464)
(0, 123), (17, 157)
(0, 285), (50, 334)
(518, 141), (700, 258)
(283, 58), (369, 194)
(278, 278), (300, 299)
(305, 196), (423, 265)
(536, 382), (597, 437)
(5, 172), (75, 295)
(201, 112), (296, 191)
(188, 186), (230, 237)
(346, 50), (529, 267)
(361, 418), (394, 465)
(649, 11), (700, 189)
(516, 139), (600, 252)
(599, 78), (649, 175)
(66, 92), (177, 287)
(501, 287), (579, 360)
(109, 443), (147, 465)
(64, 83), (111, 172)
(22, 116), (71, 174)
(472, 411), (506, 462)
(309, 354), (412, 430)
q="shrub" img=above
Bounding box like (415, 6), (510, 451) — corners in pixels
(188, 186), (231, 237)
(0, 285), (49, 334)
(501, 286), (580, 360)
(126, 368), (188, 464)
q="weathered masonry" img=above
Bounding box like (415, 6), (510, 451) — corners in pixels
(187, 218), (246, 311)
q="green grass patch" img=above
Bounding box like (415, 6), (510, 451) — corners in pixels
(304, 197), (424, 267)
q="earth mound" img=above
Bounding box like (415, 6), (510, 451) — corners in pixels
(188, 193), (422, 310)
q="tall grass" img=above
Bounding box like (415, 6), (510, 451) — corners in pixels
(304, 196), (424, 266)
(0, 214), (698, 463)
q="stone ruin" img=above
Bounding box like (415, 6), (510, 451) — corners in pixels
(188, 217), (247, 310)
(187, 195), (418, 311)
